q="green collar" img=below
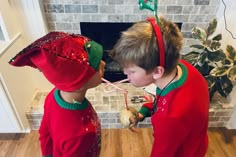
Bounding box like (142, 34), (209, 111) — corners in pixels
(156, 62), (187, 96)
(54, 89), (89, 110)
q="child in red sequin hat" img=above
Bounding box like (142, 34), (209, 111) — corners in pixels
(9, 32), (105, 157)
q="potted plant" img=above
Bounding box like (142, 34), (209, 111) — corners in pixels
(181, 18), (236, 101)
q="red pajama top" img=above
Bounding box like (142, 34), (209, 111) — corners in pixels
(39, 89), (101, 157)
(139, 60), (209, 157)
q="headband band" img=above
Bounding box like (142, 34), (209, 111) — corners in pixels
(147, 17), (165, 67)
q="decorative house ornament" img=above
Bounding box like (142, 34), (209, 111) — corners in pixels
(120, 107), (139, 129)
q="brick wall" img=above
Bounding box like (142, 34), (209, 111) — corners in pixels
(42, 0), (220, 54)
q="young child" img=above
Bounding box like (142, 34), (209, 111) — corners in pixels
(9, 32), (105, 157)
(111, 16), (210, 157)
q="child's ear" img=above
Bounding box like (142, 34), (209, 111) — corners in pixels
(152, 66), (164, 79)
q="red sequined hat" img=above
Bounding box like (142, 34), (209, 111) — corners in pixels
(9, 32), (103, 91)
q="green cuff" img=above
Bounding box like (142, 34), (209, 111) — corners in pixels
(43, 155), (52, 157)
(139, 106), (151, 120)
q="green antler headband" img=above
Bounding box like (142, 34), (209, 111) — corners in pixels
(138, 0), (165, 67)
(138, 0), (160, 24)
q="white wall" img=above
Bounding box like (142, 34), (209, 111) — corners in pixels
(216, 0), (236, 129)
(0, 0), (20, 40)
(0, 37), (44, 130)
(216, 0), (236, 48)
(0, 0), (52, 131)
(11, 0), (49, 43)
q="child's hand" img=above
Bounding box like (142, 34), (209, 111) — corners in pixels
(143, 94), (154, 102)
(128, 107), (139, 132)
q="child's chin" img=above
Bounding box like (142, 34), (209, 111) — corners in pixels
(130, 83), (143, 88)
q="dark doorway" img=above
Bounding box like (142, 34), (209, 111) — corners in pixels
(80, 22), (133, 82)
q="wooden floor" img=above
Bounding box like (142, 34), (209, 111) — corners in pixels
(0, 128), (236, 157)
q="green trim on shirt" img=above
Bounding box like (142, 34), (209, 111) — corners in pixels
(139, 106), (151, 118)
(54, 89), (89, 110)
(43, 155), (52, 157)
(156, 62), (188, 96)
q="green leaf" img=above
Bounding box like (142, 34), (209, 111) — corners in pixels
(181, 52), (199, 64)
(190, 44), (205, 50)
(203, 40), (221, 51)
(207, 19), (217, 37)
(222, 58), (232, 65)
(197, 62), (210, 75)
(209, 40), (221, 51)
(207, 49), (226, 62)
(215, 76), (233, 97)
(225, 45), (236, 61)
(227, 66), (236, 81)
(216, 81), (227, 97)
(212, 34), (222, 41)
(205, 75), (216, 88)
(210, 66), (229, 76)
(203, 40), (212, 47)
(192, 27), (207, 41)
(197, 51), (207, 66)
(208, 83), (217, 100)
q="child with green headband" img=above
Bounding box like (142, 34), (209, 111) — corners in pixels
(111, 16), (209, 157)
(9, 32), (105, 157)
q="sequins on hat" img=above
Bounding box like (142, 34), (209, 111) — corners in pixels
(9, 32), (103, 91)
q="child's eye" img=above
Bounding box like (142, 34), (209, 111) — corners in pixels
(123, 69), (135, 75)
(128, 71), (135, 74)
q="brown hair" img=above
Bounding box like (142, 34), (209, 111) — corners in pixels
(111, 16), (183, 74)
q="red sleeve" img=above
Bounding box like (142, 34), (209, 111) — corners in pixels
(38, 113), (53, 157)
(151, 116), (187, 157)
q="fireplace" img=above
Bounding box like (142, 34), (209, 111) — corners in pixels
(80, 22), (133, 82)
